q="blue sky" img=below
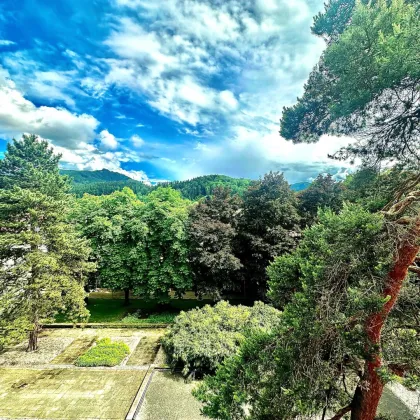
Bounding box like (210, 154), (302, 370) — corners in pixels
(0, 0), (353, 184)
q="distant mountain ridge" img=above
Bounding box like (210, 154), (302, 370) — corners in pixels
(60, 169), (132, 184)
(61, 169), (310, 198)
(290, 181), (311, 192)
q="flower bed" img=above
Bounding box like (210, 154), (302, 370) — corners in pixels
(75, 338), (130, 367)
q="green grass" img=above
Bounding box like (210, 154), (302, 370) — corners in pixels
(121, 312), (177, 324)
(75, 338), (130, 367)
(56, 298), (219, 323)
(55, 297), (251, 324)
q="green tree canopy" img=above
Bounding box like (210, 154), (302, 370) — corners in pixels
(297, 173), (344, 226)
(237, 172), (301, 298)
(162, 300), (281, 377)
(187, 187), (243, 299)
(71, 187), (147, 305)
(0, 135), (94, 350)
(195, 205), (420, 419)
(136, 187), (193, 301)
(281, 0), (419, 168)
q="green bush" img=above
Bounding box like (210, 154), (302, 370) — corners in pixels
(75, 338), (130, 367)
(121, 311), (177, 324)
(161, 301), (281, 376)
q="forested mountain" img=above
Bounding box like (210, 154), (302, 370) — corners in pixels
(161, 175), (252, 200)
(62, 170), (310, 199)
(71, 180), (152, 197)
(61, 169), (152, 197)
(289, 181), (310, 192)
(61, 169), (131, 183)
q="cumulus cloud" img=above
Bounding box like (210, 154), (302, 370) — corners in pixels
(0, 0), (354, 183)
(0, 68), (99, 148)
(0, 66), (150, 182)
(131, 134), (145, 148)
(105, 0), (324, 130)
(55, 142), (151, 183)
(98, 129), (119, 150)
(157, 125), (355, 183)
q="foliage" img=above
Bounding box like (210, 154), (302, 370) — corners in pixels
(71, 188), (147, 302)
(162, 175), (252, 200)
(0, 135), (94, 350)
(161, 301), (281, 376)
(75, 338), (130, 367)
(311, 0), (357, 43)
(71, 180), (151, 197)
(297, 173), (344, 226)
(237, 172), (301, 298)
(195, 205), (400, 418)
(281, 0), (420, 169)
(188, 187), (243, 298)
(343, 167), (414, 212)
(135, 187), (193, 301)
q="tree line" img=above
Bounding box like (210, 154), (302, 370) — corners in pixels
(0, 0), (418, 418)
(1, 134), (411, 350)
(193, 0), (419, 418)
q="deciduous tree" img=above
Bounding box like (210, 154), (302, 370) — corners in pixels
(187, 187), (242, 299)
(297, 173), (343, 226)
(237, 172), (300, 298)
(72, 188), (147, 305)
(136, 187), (193, 301)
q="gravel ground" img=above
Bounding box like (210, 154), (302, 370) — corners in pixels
(386, 382), (420, 418)
(0, 336), (74, 366)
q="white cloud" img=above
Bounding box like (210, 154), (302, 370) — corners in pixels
(131, 134), (145, 148)
(0, 67), (148, 182)
(0, 68), (99, 149)
(98, 129), (119, 150)
(54, 142), (151, 184)
(0, 40), (16, 46)
(103, 0), (325, 133)
(159, 124), (354, 183)
(114, 168), (150, 184)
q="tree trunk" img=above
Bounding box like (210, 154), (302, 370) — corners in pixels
(84, 284), (90, 305)
(27, 324), (40, 352)
(124, 288), (130, 306)
(350, 217), (420, 420)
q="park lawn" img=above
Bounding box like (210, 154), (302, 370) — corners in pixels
(56, 298), (248, 324)
(0, 368), (146, 419)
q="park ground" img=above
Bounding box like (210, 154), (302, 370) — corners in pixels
(0, 327), (202, 420)
(0, 296), (419, 419)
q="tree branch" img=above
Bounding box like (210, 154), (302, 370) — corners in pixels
(409, 265), (420, 275)
(329, 404), (352, 420)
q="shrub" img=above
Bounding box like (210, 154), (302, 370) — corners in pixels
(75, 338), (130, 367)
(161, 301), (281, 376)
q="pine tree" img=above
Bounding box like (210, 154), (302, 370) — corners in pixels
(0, 135), (94, 351)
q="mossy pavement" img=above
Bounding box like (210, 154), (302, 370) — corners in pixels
(0, 368), (146, 419)
(0, 328), (167, 419)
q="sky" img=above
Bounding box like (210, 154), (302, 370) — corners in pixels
(0, 0), (354, 184)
